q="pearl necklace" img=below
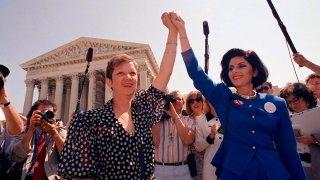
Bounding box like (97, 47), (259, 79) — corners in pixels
(236, 91), (257, 100)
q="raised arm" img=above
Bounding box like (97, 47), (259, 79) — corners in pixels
(293, 53), (320, 74)
(0, 87), (24, 135)
(152, 12), (178, 91)
(169, 12), (191, 52)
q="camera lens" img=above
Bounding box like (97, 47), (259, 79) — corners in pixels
(38, 110), (54, 124)
(44, 111), (54, 119)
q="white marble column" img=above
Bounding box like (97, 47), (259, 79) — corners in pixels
(63, 81), (71, 124)
(23, 79), (35, 115)
(139, 64), (148, 90)
(54, 76), (64, 119)
(69, 74), (79, 117)
(87, 71), (96, 110)
(39, 78), (48, 100)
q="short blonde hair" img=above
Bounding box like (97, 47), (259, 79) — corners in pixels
(106, 54), (139, 79)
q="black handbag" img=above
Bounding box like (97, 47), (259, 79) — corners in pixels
(187, 146), (198, 177)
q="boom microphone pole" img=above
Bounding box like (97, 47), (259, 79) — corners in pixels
(203, 21), (210, 74)
(75, 48), (93, 114)
(266, 0), (302, 67)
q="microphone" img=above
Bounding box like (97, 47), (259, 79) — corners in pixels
(86, 48), (93, 62)
(203, 21), (209, 36)
(76, 47), (93, 114)
(203, 21), (210, 74)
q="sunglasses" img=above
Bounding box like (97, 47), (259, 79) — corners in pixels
(188, 97), (202, 104)
(256, 86), (270, 92)
(286, 96), (301, 105)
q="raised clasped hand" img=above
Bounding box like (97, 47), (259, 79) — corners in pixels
(161, 12), (176, 30)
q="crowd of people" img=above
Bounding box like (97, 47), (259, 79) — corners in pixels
(0, 11), (319, 180)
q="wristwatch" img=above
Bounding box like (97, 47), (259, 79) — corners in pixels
(0, 102), (10, 108)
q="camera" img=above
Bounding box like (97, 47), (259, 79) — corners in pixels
(163, 94), (177, 110)
(161, 94), (177, 121)
(0, 64), (10, 91)
(38, 110), (54, 124)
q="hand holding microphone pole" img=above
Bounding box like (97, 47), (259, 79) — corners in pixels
(203, 21), (210, 74)
(75, 48), (93, 114)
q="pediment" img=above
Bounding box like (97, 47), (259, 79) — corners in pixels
(20, 37), (149, 70)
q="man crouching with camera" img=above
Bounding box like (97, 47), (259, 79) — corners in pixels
(12, 99), (66, 180)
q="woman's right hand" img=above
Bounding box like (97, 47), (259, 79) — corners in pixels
(169, 12), (186, 33)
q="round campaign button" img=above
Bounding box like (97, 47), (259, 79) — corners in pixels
(264, 102), (276, 113)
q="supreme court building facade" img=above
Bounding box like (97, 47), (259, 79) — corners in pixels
(20, 37), (159, 125)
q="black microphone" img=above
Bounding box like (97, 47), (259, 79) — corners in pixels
(86, 48), (93, 62)
(203, 21), (209, 36)
(76, 48), (93, 114)
(203, 21), (210, 74)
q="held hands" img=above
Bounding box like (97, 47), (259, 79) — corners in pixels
(162, 11), (186, 34)
(168, 12), (185, 31)
(161, 12), (176, 31)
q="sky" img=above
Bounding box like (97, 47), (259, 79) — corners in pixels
(0, 0), (319, 114)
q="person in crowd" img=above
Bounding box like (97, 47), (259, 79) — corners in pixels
(0, 64), (24, 178)
(58, 12), (177, 180)
(280, 82), (319, 179)
(293, 53), (320, 75)
(0, 64), (24, 135)
(153, 90), (195, 180)
(186, 90), (222, 180)
(305, 73), (320, 104)
(168, 11), (306, 179)
(255, 81), (274, 94)
(11, 99), (66, 180)
(186, 90), (205, 180)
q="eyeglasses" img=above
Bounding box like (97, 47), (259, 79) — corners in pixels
(188, 97), (202, 104)
(256, 86), (270, 93)
(286, 97), (301, 105)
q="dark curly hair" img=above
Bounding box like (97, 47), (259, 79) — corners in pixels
(220, 48), (269, 88)
(279, 82), (317, 112)
(25, 99), (57, 131)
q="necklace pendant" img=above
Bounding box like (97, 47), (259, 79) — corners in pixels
(128, 131), (134, 137)
(169, 133), (174, 141)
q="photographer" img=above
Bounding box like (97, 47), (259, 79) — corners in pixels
(0, 64), (24, 178)
(152, 90), (195, 180)
(11, 100), (66, 180)
(0, 64), (24, 135)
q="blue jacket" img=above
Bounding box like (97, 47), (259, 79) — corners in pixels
(182, 49), (305, 180)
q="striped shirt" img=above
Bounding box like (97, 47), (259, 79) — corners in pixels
(155, 114), (195, 163)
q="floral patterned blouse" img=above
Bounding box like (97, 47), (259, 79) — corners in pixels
(58, 86), (164, 179)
